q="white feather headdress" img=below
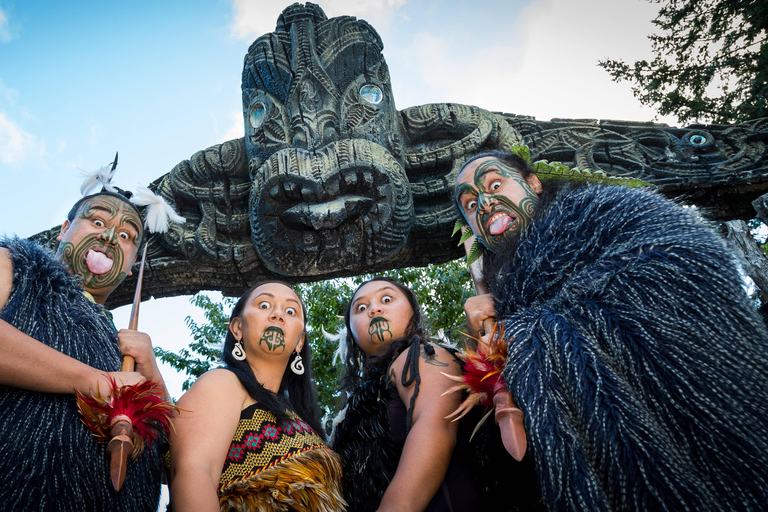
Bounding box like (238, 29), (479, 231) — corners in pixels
(131, 186), (185, 234)
(80, 154), (119, 195)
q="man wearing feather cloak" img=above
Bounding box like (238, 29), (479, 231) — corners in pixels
(0, 190), (164, 511)
(457, 149), (768, 511)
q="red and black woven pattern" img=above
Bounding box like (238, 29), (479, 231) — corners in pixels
(219, 403), (325, 489)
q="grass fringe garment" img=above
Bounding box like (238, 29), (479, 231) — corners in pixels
(219, 447), (345, 512)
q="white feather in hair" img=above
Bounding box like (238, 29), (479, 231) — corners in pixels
(80, 163), (118, 195)
(324, 325), (348, 366)
(131, 186), (185, 233)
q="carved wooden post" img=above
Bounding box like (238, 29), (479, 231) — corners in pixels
(752, 193), (768, 227)
(720, 220), (768, 301)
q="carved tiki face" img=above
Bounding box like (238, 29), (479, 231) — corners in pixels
(242, 4), (413, 276)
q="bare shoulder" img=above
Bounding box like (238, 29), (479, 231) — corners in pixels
(178, 368), (246, 407)
(192, 368), (243, 392)
(0, 247), (13, 312)
(391, 340), (461, 380)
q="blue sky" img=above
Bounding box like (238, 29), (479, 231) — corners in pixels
(0, 0), (670, 407)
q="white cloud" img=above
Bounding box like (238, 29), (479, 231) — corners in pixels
(0, 111), (44, 165)
(221, 109), (245, 142)
(230, 0), (287, 41)
(473, 0), (675, 123)
(229, 0), (404, 41)
(318, 0), (405, 29)
(209, 108), (245, 145)
(391, 0), (675, 124)
(0, 7), (11, 42)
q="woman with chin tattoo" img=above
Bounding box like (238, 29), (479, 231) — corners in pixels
(331, 277), (485, 512)
(169, 281), (346, 512)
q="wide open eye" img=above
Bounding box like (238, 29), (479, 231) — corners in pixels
(259, 301), (270, 309)
(359, 84), (383, 105)
(286, 307), (297, 316)
(94, 219), (105, 227)
(249, 101), (267, 129)
(490, 180), (502, 191)
(465, 199), (477, 212)
(355, 303), (368, 313)
(382, 295), (392, 304)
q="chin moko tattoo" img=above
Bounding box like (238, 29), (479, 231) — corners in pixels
(368, 317), (393, 344)
(260, 326), (286, 352)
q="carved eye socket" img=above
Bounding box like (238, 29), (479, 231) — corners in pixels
(359, 84), (383, 105)
(689, 134), (706, 146)
(249, 101), (267, 129)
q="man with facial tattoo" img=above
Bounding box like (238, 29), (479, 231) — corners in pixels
(0, 191), (165, 511)
(456, 150), (768, 512)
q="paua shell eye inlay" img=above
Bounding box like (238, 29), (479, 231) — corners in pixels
(690, 134), (706, 145)
(359, 84), (383, 105)
(250, 102), (267, 129)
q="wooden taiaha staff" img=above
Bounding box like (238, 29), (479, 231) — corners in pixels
(462, 230), (528, 462)
(106, 243), (149, 491)
(75, 164), (182, 491)
(77, 241), (178, 492)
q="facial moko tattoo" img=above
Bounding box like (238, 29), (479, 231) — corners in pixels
(57, 196), (141, 291)
(456, 158), (540, 252)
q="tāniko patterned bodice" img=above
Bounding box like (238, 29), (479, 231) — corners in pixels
(218, 403), (346, 512)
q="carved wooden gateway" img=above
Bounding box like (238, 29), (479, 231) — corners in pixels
(35, 3), (768, 307)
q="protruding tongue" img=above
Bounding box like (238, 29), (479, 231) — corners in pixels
(489, 215), (512, 235)
(86, 250), (113, 275)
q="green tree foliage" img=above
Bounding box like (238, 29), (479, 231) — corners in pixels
(155, 259), (474, 414)
(155, 294), (235, 394)
(600, 0), (768, 124)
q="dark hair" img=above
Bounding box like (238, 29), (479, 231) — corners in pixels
(67, 190), (146, 247)
(222, 280), (325, 437)
(459, 150), (534, 180)
(339, 277), (426, 394)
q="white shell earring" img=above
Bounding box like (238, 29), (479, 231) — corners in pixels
(290, 352), (305, 375)
(232, 340), (247, 361)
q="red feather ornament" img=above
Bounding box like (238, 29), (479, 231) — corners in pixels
(444, 321), (527, 461)
(451, 226), (528, 461)
(76, 376), (177, 457)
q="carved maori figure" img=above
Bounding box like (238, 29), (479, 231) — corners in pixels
(31, 2), (768, 308)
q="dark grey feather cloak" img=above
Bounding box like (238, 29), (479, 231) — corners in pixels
(487, 185), (768, 511)
(0, 237), (161, 512)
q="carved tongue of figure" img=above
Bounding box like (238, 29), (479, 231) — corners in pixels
(489, 214), (513, 235)
(86, 250), (114, 275)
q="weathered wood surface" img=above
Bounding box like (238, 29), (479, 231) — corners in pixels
(30, 3), (768, 308)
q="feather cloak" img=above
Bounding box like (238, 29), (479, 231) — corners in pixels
(486, 185), (768, 512)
